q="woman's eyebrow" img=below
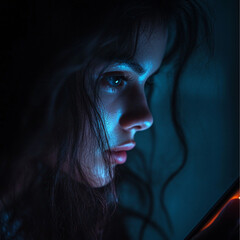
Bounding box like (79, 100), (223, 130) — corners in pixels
(114, 60), (146, 75)
(113, 60), (161, 77)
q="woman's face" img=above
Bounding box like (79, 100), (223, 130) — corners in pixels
(76, 25), (168, 187)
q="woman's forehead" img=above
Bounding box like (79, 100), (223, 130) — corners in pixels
(132, 24), (168, 74)
(87, 23), (167, 79)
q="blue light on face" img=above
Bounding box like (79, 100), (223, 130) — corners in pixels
(138, 61), (154, 83)
(105, 61), (154, 83)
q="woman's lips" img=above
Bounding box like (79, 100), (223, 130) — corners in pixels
(108, 140), (136, 164)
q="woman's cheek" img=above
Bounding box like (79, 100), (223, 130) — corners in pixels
(99, 97), (122, 134)
(101, 108), (119, 138)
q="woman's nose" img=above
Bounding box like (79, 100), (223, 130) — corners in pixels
(119, 93), (153, 132)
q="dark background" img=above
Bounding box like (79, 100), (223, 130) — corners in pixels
(118, 0), (239, 239)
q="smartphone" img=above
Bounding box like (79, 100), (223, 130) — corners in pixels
(184, 177), (239, 240)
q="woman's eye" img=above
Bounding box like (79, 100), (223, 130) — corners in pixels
(100, 75), (128, 93)
(106, 76), (125, 87)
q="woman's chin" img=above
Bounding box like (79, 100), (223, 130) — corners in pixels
(84, 164), (115, 188)
(90, 172), (114, 188)
(60, 158), (115, 188)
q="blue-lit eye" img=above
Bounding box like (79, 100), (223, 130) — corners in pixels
(100, 74), (128, 93)
(105, 76), (125, 87)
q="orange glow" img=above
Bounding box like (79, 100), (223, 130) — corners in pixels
(201, 190), (240, 231)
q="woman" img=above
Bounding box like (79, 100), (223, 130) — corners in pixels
(0, 0), (237, 239)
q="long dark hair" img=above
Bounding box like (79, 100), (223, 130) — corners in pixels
(0, 0), (212, 239)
